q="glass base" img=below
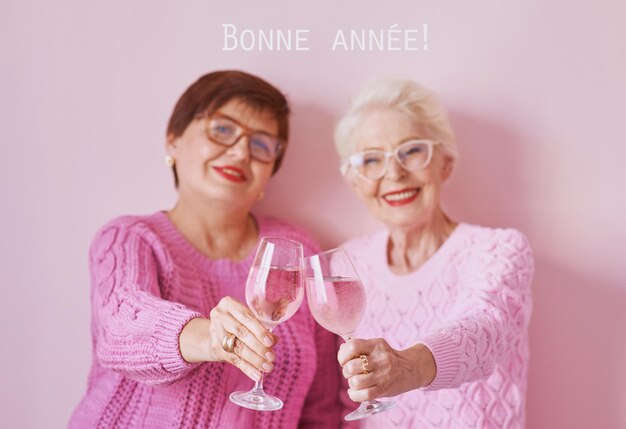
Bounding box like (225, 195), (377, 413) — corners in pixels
(344, 399), (397, 421)
(230, 388), (284, 411)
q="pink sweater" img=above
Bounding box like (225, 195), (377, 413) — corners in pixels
(70, 212), (341, 429)
(340, 224), (534, 429)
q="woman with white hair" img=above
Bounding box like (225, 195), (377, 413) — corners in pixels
(334, 79), (534, 428)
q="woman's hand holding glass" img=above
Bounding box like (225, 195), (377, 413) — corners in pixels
(179, 296), (277, 382)
(337, 339), (436, 402)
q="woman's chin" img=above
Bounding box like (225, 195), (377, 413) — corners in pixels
(378, 206), (437, 231)
(186, 187), (255, 209)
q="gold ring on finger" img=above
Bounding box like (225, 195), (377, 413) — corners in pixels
(222, 333), (237, 353)
(360, 354), (370, 374)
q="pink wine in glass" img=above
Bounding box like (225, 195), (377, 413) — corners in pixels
(306, 276), (365, 339)
(230, 236), (305, 412)
(305, 247), (396, 421)
(247, 266), (304, 329)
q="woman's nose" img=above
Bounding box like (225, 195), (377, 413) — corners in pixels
(384, 156), (407, 180)
(225, 135), (251, 161)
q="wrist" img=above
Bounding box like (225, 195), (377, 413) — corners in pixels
(179, 317), (211, 363)
(403, 343), (437, 389)
(416, 343), (437, 387)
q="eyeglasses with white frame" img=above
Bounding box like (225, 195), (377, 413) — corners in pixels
(340, 139), (439, 181)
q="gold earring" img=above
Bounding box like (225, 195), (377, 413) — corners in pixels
(257, 191), (265, 201)
(164, 155), (175, 167)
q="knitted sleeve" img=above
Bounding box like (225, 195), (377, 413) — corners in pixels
(419, 228), (534, 390)
(89, 219), (202, 385)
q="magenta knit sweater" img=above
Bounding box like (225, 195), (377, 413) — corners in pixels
(340, 224), (534, 429)
(69, 212), (341, 429)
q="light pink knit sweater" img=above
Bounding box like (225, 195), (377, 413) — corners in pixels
(69, 212), (341, 429)
(340, 224), (534, 429)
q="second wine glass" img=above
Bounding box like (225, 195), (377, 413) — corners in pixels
(229, 236), (305, 411)
(305, 247), (396, 421)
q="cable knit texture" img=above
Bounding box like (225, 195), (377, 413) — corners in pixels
(69, 212), (341, 429)
(340, 223), (534, 429)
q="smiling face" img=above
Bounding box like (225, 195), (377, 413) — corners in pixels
(166, 98), (279, 211)
(346, 108), (453, 230)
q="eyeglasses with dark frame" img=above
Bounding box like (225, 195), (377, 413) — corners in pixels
(340, 139), (439, 181)
(196, 111), (284, 163)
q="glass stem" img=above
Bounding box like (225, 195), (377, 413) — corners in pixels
(253, 372), (265, 392)
(253, 327), (272, 392)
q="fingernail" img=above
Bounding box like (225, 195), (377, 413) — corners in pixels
(263, 336), (273, 347)
(263, 362), (274, 372)
(252, 372), (261, 382)
(266, 351), (275, 362)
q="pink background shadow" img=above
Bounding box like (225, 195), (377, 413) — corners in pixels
(2, 1), (625, 428)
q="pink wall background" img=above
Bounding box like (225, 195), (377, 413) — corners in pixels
(2, 1), (625, 427)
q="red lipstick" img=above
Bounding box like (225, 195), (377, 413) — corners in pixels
(213, 165), (247, 183)
(382, 188), (420, 206)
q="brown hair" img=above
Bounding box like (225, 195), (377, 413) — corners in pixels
(166, 70), (290, 187)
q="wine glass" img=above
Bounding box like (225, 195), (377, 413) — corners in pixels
(229, 236), (305, 411)
(305, 247), (396, 421)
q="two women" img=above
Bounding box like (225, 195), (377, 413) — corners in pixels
(71, 71), (533, 429)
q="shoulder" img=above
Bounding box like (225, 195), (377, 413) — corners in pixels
(456, 223), (534, 279)
(256, 215), (321, 256)
(459, 223), (532, 257)
(90, 213), (165, 256)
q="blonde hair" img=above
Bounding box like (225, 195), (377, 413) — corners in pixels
(334, 78), (459, 167)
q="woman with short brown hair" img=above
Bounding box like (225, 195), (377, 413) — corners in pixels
(69, 70), (340, 429)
